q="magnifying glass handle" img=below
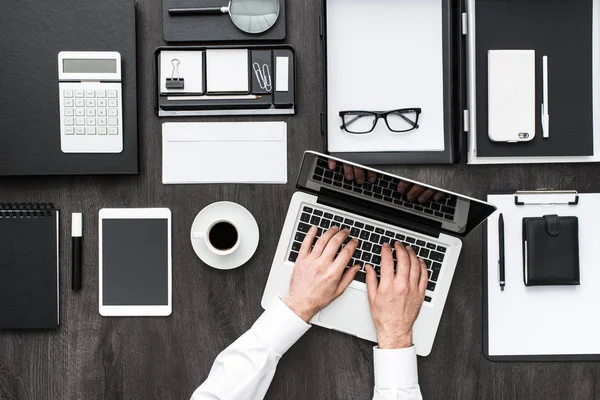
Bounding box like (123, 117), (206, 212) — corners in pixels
(169, 7), (227, 16)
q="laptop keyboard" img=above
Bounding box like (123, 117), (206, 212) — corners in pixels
(288, 205), (447, 302)
(311, 158), (458, 221)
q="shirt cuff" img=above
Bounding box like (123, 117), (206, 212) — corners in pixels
(373, 346), (419, 390)
(251, 297), (311, 356)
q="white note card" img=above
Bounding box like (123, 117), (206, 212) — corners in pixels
(159, 50), (204, 94)
(162, 122), (287, 184)
(206, 49), (249, 93)
(276, 57), (289, 92)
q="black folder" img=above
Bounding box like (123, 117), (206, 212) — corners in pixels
(0, 204), (60, 329)
(0, 0), (139, 176)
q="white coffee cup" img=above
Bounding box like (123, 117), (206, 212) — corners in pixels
(193, 219), (240, 256)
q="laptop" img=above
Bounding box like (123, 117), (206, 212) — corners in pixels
(261, 151), (497, 356)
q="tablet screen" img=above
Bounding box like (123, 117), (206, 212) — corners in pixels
(102, 218), (169, 306)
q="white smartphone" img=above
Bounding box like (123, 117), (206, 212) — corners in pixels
(488, 50), (536, 143)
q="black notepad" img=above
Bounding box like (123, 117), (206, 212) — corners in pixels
(0, 204), (60, 329)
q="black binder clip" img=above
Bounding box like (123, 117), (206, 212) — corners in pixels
(166, 58), (184, 89)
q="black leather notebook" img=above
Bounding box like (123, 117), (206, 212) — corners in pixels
(0, 204), (60, 329)
(0, 0), (138, 176)
(523, 215), (580, 286)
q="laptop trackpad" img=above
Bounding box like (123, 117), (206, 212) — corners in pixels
(318, 288), (377, 340)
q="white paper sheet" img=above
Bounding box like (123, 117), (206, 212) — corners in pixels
(206, 49), (249, 93)
(326, 0), (446, 153)
(162, 122), (287, 184)
(486, 193), (600, 356)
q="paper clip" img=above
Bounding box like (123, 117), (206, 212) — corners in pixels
(166, 58), (184, 89)
(253, 62), (272, 92)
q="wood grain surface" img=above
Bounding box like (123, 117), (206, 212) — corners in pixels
(1, 0), (599, 399)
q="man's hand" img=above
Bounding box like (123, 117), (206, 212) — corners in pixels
(328, 159), (444, 204)
(397, 181), (445, 203)
(284, 226), (361, 323)
(328, 160), (377, 185)
(365, 242), (428, 349)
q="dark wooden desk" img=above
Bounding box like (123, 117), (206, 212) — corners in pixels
(1, 1), (599, 399)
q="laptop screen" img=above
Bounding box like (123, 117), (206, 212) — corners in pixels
(297, 152), (496, 237)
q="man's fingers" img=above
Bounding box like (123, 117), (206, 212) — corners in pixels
(394, 241), (410, 281)
(365, 264), (378, 305)
(367, 171), (378, 183)
(418, 258), (429, 295)
(353, 167), (365, 185)
(311, 226), (340, 258)
(343, 164), (355, 181)
(397, 181), (410, 194)
(407, 185), (426, 202)
(321, 228), (350, 261)
(299, 226), (318, 258)
(433, 192), (445, 201)
(379, 243), (394, 284)
(335, 265), (360, 297)
(328, 159), (337, 170)
(407, 246), (421, 287)
(333, 238), (358, 271)
(418, 188), (436, 203)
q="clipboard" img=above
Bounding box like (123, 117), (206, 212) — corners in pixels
(483, 190), (600, 361)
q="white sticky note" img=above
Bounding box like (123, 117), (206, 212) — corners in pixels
(206, 49), (249, 93)
(275, 57), (289, 92)
(159, 50), (204, 94)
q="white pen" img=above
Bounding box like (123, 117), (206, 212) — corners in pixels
(542, 56), (550, 139)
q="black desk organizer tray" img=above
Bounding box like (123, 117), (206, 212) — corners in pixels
(320, 0), (460, 165)
(163, 0), (286, 43)
(155, 45), (295, 117)
(465, 0), (596, 163)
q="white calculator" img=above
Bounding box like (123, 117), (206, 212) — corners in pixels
(58, 51), (123, 153)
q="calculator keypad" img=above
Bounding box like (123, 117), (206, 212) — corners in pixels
(59, 82), (123, 153)
(64, 89), (119, 135)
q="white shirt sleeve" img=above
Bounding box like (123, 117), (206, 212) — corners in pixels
(190, 298), (422, 400)
(190, 297), (311, 400)
(373, 346), (423, 400)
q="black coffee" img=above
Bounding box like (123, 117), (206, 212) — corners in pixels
(208, 222), (238, 251)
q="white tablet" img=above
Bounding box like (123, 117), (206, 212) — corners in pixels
(99, 208), (172, 316)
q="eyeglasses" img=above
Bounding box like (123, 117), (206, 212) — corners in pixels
(339, 108), (421, 134)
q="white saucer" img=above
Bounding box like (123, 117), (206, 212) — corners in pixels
(190, 202), (259, 270)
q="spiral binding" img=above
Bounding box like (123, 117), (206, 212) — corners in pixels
(0, 203), (55, 218)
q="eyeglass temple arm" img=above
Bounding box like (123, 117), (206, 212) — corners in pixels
(340, 115), (362, 130)
(395, 112), (419, 129)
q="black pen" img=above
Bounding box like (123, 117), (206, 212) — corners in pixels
(72, 213), (83, 291)
(498, 213), (505, 291)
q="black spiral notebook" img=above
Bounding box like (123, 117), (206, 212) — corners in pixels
(0, 204), (60, 329)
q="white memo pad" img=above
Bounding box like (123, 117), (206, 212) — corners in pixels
(159, 50), (204, 94)
(275, 57), (289, 92)
(486, 193), (600, 357)
(206, 49), (249, 93)
(326, 0), (446, 153)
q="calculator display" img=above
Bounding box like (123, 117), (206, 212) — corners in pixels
(63, 59), (117, 74)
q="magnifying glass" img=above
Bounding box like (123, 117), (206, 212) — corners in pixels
(169, 0), (280, 35)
